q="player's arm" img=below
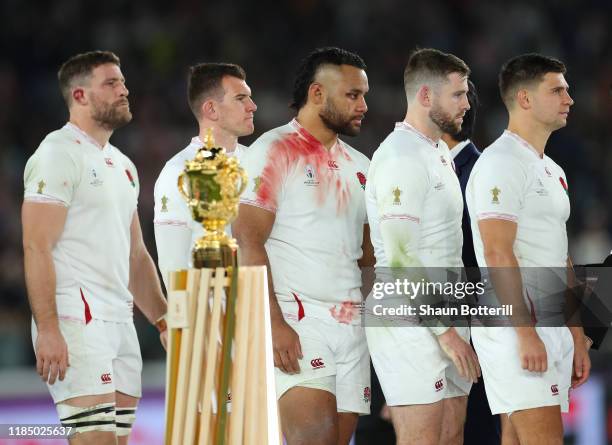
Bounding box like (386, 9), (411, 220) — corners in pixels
(233, 204), (302, 374)
(358, 224), (375, 267)
(565, 257), (591, 387)
(129, 211), (168, 347)
(22, 201), (69, 385)
(154, 224), (192, 290)
(478, 218), (547, 372)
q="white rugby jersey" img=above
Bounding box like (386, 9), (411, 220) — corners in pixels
(466, 130), (570, 268)
(23, 123), (139, 323)
(153, 136), (244, 280)
(366, 122), (464, 268)
(239, 119), (370, 324)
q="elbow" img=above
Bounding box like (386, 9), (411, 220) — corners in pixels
(483, 247), (513, 267)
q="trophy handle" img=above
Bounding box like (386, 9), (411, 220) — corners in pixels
(177, 173), (189, 201)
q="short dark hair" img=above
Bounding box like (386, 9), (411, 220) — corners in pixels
(453, 80), (479, 142)
(499, 53), (566, 108)
(403, 48), (470, 99)
(187, 63), (246, 119)
(290, 47), (367, 110)
(58, 51), (121, 107)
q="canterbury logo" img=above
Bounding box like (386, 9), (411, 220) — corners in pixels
(100, 373), (112, 384)
(310, 358), (325, 369)
(328, 160), (339, 169)
(434, 379), (444, 392)
(551, 384), (559, 395)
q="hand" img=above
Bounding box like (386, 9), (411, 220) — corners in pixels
(516, 327), (547, 372)
(437, 328), (481, 382)
(159, 330), (168, 351)
(571, 335), (591, 389)
(271, 318), (302, 374)
(35, 325), (69, 385)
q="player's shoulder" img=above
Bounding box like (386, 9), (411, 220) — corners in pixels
(154, 147), (193, 192)
(247, 123), (293, 152)
(338, 139), (370, 168)
(372, 127), (430, 165)
(36, 127), (83, 156)
(477, 134), (527, 171)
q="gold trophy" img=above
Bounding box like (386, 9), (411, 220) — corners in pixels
(177, 129), (247, 268)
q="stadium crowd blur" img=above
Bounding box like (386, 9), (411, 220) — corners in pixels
(0, 0), (610, 369)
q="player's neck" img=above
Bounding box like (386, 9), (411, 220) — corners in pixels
(198, 125), (237, 153)
(507, 116), (550, 157)
(441, 133), (459, 149)
(296, 109), (338, 150)
(403, 111), (442, 142)
(68, 116), (112, 149)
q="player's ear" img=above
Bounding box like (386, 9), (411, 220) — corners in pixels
(308, 82), (325, 106)
(416, 85), (432, 107)
(72, 87), (86, 105)
(516, 89), (531, 110)
(201, 99), (218, 121)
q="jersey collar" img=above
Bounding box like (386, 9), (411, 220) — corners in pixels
(395, 121), (439, 148)
(503, 130), (543, 159)
(65, 122), (107, 150)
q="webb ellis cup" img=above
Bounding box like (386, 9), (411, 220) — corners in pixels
(177, 130), (247, 268)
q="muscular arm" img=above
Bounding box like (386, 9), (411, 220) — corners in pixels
(129, 212), (167, 325)
(358, 224), (376, 267)
(22, 202), (67, 332)
(479, 218), (547, 372)
(22, 201), (69, 384)
(232, 203), (302, 374)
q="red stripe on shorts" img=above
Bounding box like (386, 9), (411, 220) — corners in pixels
(80, 288), (92, 324)
(291, 292), (305, 321)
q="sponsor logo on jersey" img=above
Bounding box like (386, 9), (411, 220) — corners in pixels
(392, 187), (402, 205)
(161, 196), (169, 212)
(434, 379), (444, 392)
(356, 172), (366, 190)
(90, 169), (103, 187)
(310, 358), (325, 369)
(105, 157), (115, 167)
(491, 186), (501, 204)
(544, 166), (552, 177)
(440, 155), (448, 166)
(101, 373), (112, 384)
(551, 384), (559, 395)
(328, 160), (339, 170)
(37, 180), (46, 194)
(304, 164), (319, 187)
(363, 386), (371, 403)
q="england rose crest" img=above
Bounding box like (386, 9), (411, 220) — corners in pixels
(356, 172), (366, 190)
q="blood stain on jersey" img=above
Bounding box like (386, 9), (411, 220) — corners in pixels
(392, 186), (402, 205)
(491, 186), (501, 204)
(161, 196), (169, 212)
(37, 180), (46, 194)
(329, 301), (358, 324)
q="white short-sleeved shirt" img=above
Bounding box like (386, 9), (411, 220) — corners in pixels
(153, 136), (245, 271)
(23, 123), (139, 322)
(239, 119), (370, 324)
(366, 122), (464, 268)
(466, 130), (570, 268)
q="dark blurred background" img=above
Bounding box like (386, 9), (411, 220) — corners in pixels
(0, 0), (610, 443)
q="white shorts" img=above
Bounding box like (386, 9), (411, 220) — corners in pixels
(275, 316), (371, 415)
(31, 318), (143, 404)
(366, 326), (472, 406)
(471, 326), (573, 415)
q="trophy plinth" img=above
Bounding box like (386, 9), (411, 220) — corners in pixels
(178, 132), (247, 268)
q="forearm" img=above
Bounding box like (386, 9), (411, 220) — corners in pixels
(239, 242), (284, 323)
(485, 249), (534, 328)
(24, 246), (59, 330)
(129, 249), (167, 324)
